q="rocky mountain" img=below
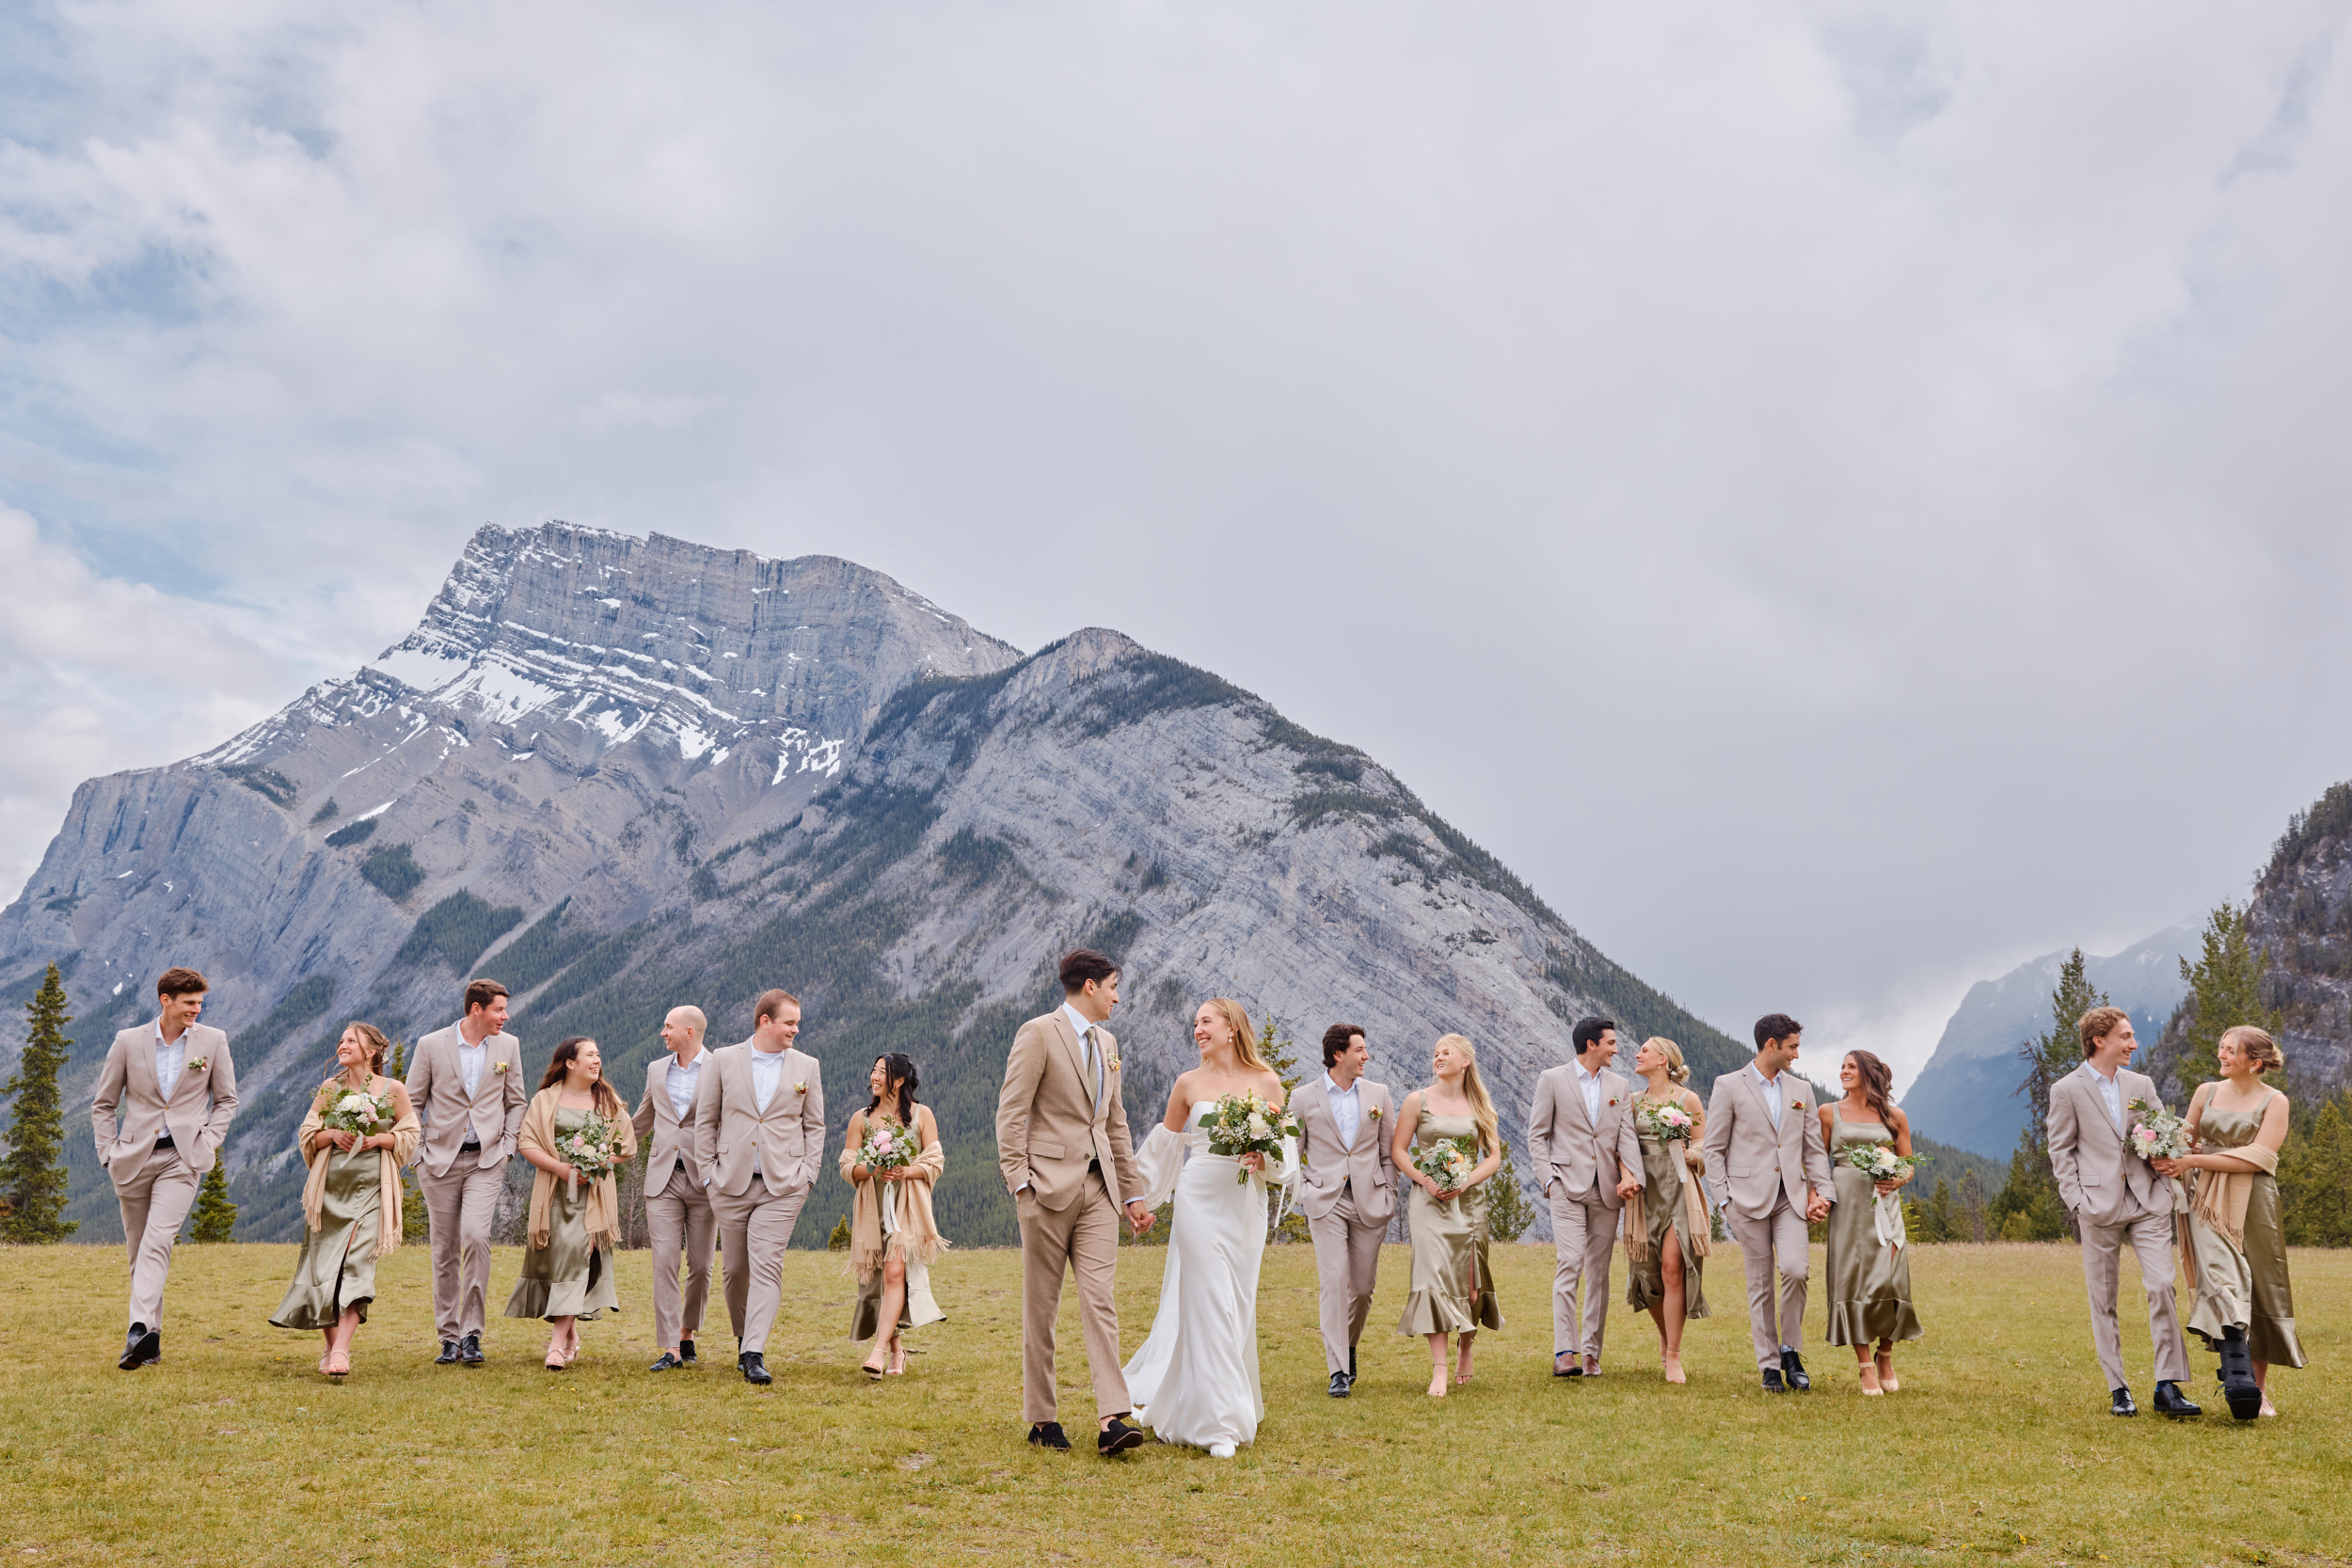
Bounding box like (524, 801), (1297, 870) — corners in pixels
(0, 522), (1747, 1246)
(1899, 920), (2199, 1158)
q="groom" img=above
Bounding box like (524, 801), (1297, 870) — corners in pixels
(1529, 1016), (1644, 1377)
(1702, 1013), (1833, 1393)
(995, 948), (1153, 1455)
(1294, 1022), (1396, 1398)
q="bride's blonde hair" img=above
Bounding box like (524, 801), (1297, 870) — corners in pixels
(1201, 998), (1268, 1072)
(1433, 1033), (1501, 1157)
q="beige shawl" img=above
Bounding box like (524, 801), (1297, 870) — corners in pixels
(2189, 1138), (2279, 1254)
(1623, 1100), (1711, 1266)
(519, 1085), (638, 1251)
(298, 1074), (421, 1257)
(840, 1112), (947, 1281)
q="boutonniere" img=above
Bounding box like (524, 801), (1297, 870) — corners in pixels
(491, 1059), (510, 1075)
(1107, 1056), (1120, 1071)
(1789, 1098), (1805, 1112)
(1368, 1105), (1382, 1121)
(795, 1081), (808, 1095)
(1607, 1097), (1620, 1108)
(187, 1057), (208, 1072)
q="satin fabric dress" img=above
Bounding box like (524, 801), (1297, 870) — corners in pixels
(1396, 1105), (1504, 1336)
(1625, 1110), (1709, 1319)
(503, 1108), (621, 1322)
(2184, 1090), (2306, 1369)
(269, 1141), (389, 1329)
(1823, 1117), (1922, 1348)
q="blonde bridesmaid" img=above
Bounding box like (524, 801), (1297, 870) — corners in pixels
(1391, 1033), (1504, 1398)
(1624, 1037), (1708, 1383)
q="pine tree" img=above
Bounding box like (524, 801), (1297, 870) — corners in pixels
(1906, 1177), (1956, 1243)
(1484, 1141), (1536, 1242)
(827, 1214), (851, 1250)
(0, 963), (79, 1242)
(1956, 1168), (1988, 1243)
(387, 1041), (428, 1241)
(2170, 901), (2281, 1091)
(2280, 1095), (2352, 1246)
(1253, 1014), (1312, 1243)
(1993, 949), (2101, 1242)
(187, 1153), (237, 1242)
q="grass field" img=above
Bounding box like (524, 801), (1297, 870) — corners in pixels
(0, 1241), (2345, 1566)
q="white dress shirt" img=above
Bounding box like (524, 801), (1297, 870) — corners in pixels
(153, 1024), (187, 1111)
(750, 1045), (786, 1114)
(1753, 1064), (1785, 1131)
(1060, 1002), (1104, 1111)
(2090, 1064), (2125, 1134)
(1324, 1071), (1362, 1151)
(666, 1053), (706, 1123)
(1574, 1059), (1604, 1124)
(457, 1035), (489, 1144)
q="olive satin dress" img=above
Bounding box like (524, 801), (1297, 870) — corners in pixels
(503, 1107), (621, 1322)
(1396, 1105), (1504, 1336)
(1625, 1102), (1709, 1319)
(2184, 1089), (2306, 1369)
(269, 1140), (389, 1329)
(1823, 1117), (1922, 1348)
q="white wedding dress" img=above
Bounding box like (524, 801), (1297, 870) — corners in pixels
(1122, 1102), (1298, 1456)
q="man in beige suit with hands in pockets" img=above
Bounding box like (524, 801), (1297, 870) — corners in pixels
(406, 977), (528, 1366)
(995, 948), (1154, 1456)
(1529, 1016), (1645, 1378)
(90, 965), (239, 1370)
(694, 988), (826, 1386)
(1294, 1022), (1396, 1398)
(1702, 1012), (1834, 1393)
(633, 1004), (717, 1372)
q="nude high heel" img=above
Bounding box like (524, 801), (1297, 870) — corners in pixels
(1857, 1362), (1883, 1396)
(1874, 1348), (1899, 1392)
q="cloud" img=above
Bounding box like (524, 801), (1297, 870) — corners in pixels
(2, 0), (2349, 1083)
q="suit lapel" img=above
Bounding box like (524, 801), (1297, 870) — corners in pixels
(128, 1022), (158, 1106)
(1051, 1011), (1093, 1117)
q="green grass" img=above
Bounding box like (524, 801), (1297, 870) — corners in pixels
(0, 1242), (2346, 1565)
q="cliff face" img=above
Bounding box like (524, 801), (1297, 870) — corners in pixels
(1, 526), (1743, 1244)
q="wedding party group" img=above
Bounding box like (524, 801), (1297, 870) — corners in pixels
(88, 947), (2305, 1456)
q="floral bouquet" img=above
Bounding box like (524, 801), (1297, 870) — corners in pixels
(1412, 1133), (1480, 1196)
(1202, 1092), (1301, 1187)
(1636, 1101), (1694, 1143)
(854, 1117), (918, 1174)
(1839, 1144), (1919, 1185)
(316, 1086), (395, 1143)
(554, 1114), (625, 1181)
(2125, 1099), (2190, 1163)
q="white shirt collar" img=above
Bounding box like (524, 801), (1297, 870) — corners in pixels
(1575, 1059), (1603, 1083)
(2089, 1060), (2122, 1084)
(1325, 1071), (1357, 1096)
(1060, 1002), (1098, 1042)
(1753, 1062), (1781, 1088)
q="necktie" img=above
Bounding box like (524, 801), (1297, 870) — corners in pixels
(1084, 1027), (1102, 1113)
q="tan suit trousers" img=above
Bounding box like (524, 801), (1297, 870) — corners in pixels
(115, 1145), (199, 1329)
(2079, 1211), (2190, 1389)
(645, 1164), (717, 1351)
(1548, 1187), (1619, 1360)
(419, 1161), (504, 1342)
(1017, 1168), (1128, 1425)
(1725, 1191), (1810, 1370)
(1308, 1182), (1384, 1374)
(713, 1174), (809, 1355)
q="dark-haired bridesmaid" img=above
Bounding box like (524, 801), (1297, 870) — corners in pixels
(1820, 1050), (1921, 1394)
(839, 1053), (947, 1379)
(505, 1037), (637, 1370)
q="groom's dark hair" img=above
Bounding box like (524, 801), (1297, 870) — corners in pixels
(1321, 1023), (1365, 1068)
(1571, 1017), (1617, 1054)
(1754, 1013), (1803, 1050)
(1058, 949), (1120, 994)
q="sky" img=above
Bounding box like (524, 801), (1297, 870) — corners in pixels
(3, 0), (2348, 1090)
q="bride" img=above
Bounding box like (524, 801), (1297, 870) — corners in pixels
(1123, 997), (1298, 1458)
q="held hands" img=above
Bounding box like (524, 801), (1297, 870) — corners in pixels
(1125, 1199), (1155, 1238)
(1615, 1176), (1644, 1200)
(1804, 1192), (1832, 1223)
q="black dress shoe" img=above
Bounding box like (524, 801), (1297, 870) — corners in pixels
(739, 1352), (772, 1385)
(2153, 1380), (2201, 1418)
(1327, 1371), (1352, 1398)
(119, 1323), (154, 1371)
(2110, 1386), (2137, 1417)
(1098, 1417), (1145, 1455)
(650, 1352), (685, 1371)
(678, 1338), (698, 1365)
(1761, 1368), (1788, 1393)
(434, 1339), (460, 1366)
(1780, 1348), (1811, 1391)
(1027, 1421), (1072, 1450)
(458, 1333), (484, 1366)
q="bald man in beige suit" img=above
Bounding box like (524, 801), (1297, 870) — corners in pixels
(1701, 1013), (1833, 1392)
(90, 966), (239, 1370)
(406, 978), (528, 1366)
(633, 1005), (717, 1371)
(994, 949), (1153, 1455)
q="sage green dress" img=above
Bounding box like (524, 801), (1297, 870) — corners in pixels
(269, 1142), (386, 1329)
(1823, 1118), (1922, 1348)
(1624, 1100), (1709, 1319)
(503, 1108), (620, 1322)
(1396, 1106), (1504, 1336)
(2184, 1088), (2305, 1369)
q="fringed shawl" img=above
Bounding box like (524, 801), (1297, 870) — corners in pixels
(298, 1074), (421, 1257)
(840, 1111), (946, 1281)
(519, 1086), (637, 1251)
(1624, 1095), (1711, 1265)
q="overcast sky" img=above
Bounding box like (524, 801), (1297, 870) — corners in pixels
(4, 0), (2347, 1088)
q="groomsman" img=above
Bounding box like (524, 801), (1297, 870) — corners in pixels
(1702, 1013), (1833, 1393)
(407, 978), (528, 1366)
(695, 989), (826, 1386)
(1528, 1016), (1644, 1378)
(89, 966), (239, 1370)
(1294, 1022), (1396, 1397)
(2046, 1006), (2200, 1418)
(633, 1005), (717, 1372)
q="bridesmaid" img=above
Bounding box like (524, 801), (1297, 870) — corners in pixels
(270, 1023), (420, 1377)
(505, 1037), (638, 1370)
(1819, 1050), (1921, 1394)
(1391, 1032), (1505, 1399)
(840, 1053), (947, 1379)
(1624, 1037), (1709, 1384)
(2153, 1025), (2303, 1419)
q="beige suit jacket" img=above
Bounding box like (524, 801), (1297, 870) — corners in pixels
(993, 1008), (1141, 1212)
(1701, 1066), (1834, 1220)
(692, 1041), (827, 1197)
(1294, 1075), (1396, 1224)
(1528, 1063), (1644, 1209)
(2047, 1063), (2168, 1226)
(631, 1053), (712, 1199)
(405, 1023), (528, 1178)
(90, 1021), (238, 1183)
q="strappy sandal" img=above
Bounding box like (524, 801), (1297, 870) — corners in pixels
(887, 1340), (906, 1376)
(323, 1351), (350, 1378)
(1857, 1362), (1883, 1396)
(1874, 1347), (1899, 1392)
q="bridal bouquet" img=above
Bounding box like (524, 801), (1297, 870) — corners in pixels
(2125, 1099), (2190, 1163)
(1412, 1134), (1480, 1196)
(316, 1085), (395, 1143)
(854, 1117), (917, 1174)
(1202, 1092), (1301, 1187)
(554, 1114), (626, 1180)
(1636, 1101), (1694, 1143)
(1839, 1144), (1919, 1186)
